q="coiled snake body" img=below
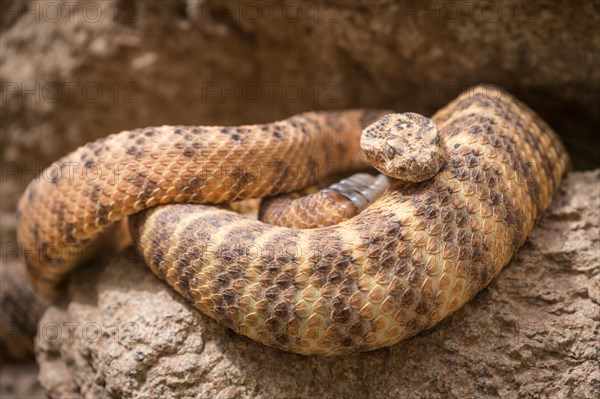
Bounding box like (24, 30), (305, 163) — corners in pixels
(17, 86), (569, 355)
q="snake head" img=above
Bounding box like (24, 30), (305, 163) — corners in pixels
(360, 112), (445, 182)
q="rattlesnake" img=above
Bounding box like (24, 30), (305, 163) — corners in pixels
(16, 86), (569, 355)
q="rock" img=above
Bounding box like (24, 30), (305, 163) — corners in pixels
(0, 259), (49, 361)
(1, 0), (599, 245)
(35, 171), (600, 399)
(0, 362), (45, 399)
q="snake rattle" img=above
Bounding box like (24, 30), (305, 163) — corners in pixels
(16, 86), (569, 355)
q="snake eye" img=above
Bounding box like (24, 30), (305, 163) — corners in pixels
(384, 142), (396, 159)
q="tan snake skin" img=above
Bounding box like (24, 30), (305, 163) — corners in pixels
(259, 173), (389, 228)
(16, 86), (569, 355)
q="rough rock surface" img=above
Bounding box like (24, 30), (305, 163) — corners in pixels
(34, 170), (600, 399)
(0, 259), (49, 361)
(0, 362), (45, 399)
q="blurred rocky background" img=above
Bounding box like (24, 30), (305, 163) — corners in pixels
(1, 1), (598, 398)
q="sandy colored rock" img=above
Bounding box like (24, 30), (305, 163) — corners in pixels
(34, 171), (600, 399)
(0, 362), (45, 399)
(0, 259), (50, 361)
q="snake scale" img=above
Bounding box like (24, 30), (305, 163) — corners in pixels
(16, 86), (569, 355)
